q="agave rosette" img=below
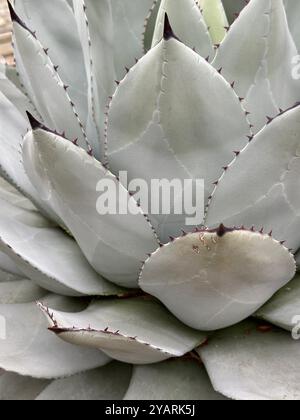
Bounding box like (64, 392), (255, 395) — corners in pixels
(0, 0), (300, 400)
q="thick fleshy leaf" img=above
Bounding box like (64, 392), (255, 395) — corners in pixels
(152, 0), (214, 58)
(0, 371), (49, 401)
(23, 125), (159, 288)
(41, 297), (207, 365)
(198, 0), (228, 44)
(198, 320), (300, 400)
(0, 294), (110, 378)
(10, 4), (90, 150)
(13, 0), (88, 127)
(139, 228), (296, 331)
(73, 0), (115, 157)
(243, 62), (278, 133)
(36, 362), (132, 401)
(124, 359), (226, 400)
(107, 32), (250, 242)
(0, 279), (46, 304)
(256, 274), (300, 331)
(0, 177), (123, 297)
(213, 0), (299, 130)
(206, 105), (300, 251)
(111, 0), (155, 79)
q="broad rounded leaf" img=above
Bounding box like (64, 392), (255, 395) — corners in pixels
(256, 273), (300, 331)
(206, 105), (300, 251)
(152, 0), (214, 58)
(23, 125), (159, 288)
(41, 297), (207, 364)
(198, 320), (300, 400)
(0, 295), (110, 378)
(107, 34), (250, 242)
(139, 228), (296, 331)
(124, 359), (226, 400)
(36, 362), (132, 401)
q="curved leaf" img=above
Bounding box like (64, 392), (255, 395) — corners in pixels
(0, 294), (110, 378)
(152, 0), (214, 58)
(107, 32), (250, 242)
(256, 273), (300, 331)
(139, 228), (295, 331)
(36, 362), (132, 400)
(23, 125), (159, 288)
(13, 0), (88, 128)
(284, 0), (300, 52)
(198, 320), (300, 400)
(124, 359), (227, 400)
(206, 105), (300, 251)
(10, 4), (90, 150)
(0, 177), (122, 297)
(41, 297), (207, 364)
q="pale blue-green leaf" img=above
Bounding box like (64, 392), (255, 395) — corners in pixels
(23, 127), (159, 288)
(284, 0), (300, 52)
(255, 274), (300, 331)
(206, 105), (300, 252)
(124, 359), (227, 400)
(41, 297), (207, 364)
(198, 320), (300, 400)
(0, 177), (123, 297)
(107, 36), (250, 242)
(152, 0), (214, 58)
(0, 279), (46, 304)
(73, 0), (116, 157)
(13, 0), (88, 128)
(0, 294), (110, 378)
(140, 229), (295, 331)
(11, 11), (89, 150)
(213, 0), (299, 113)
(36, 362), (132, 400)
(0, 371), (49, 401)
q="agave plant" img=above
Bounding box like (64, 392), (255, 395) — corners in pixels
(0, 0), (300, 401)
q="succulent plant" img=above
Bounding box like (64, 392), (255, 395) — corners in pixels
(0, 0), (300, 401)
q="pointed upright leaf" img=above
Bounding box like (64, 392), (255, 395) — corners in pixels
(107, 34), (250, 242)
(152, 0), (214, 58)
(10, 5), (89, 150)
(206, 105), (300, 251)
(198, 0), (228, 44)
(13, 0), (88, 126)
